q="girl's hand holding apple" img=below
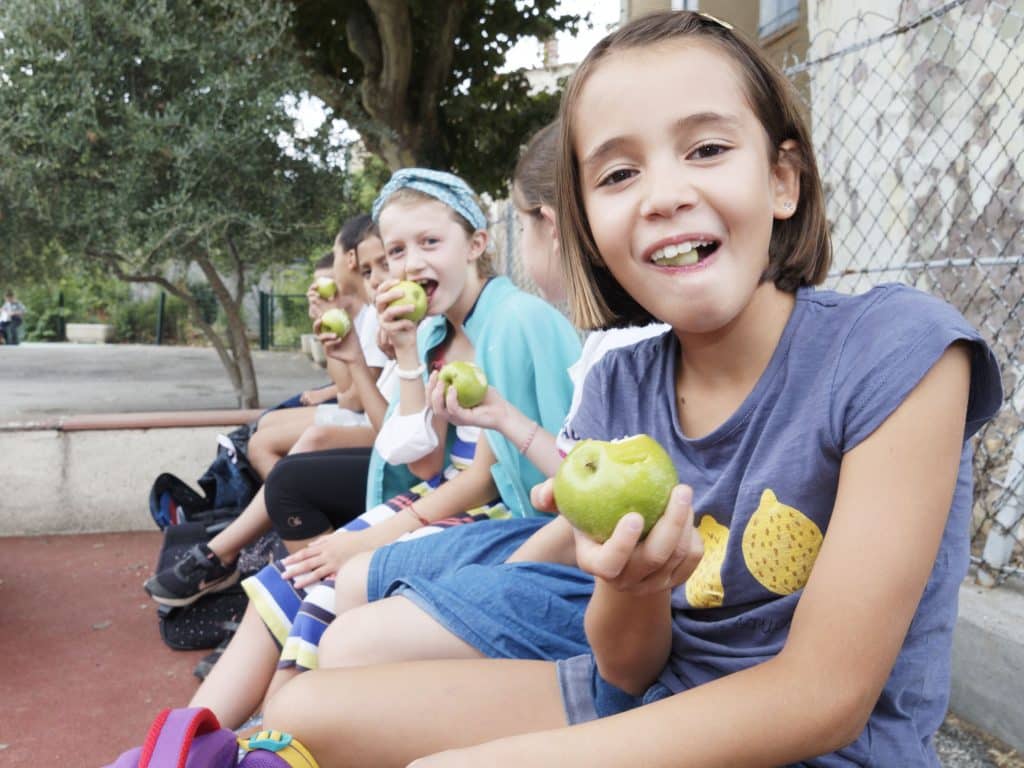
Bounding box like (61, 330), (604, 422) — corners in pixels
(315, 314), (365, 366)
(531, 477), (703, 596)
(428, 369), (509, 430)
(374, 279), (420, 354)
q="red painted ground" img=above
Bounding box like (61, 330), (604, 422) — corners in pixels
(0, 532), (204, 767)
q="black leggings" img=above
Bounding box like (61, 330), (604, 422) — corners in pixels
(264, 447), (373, 540)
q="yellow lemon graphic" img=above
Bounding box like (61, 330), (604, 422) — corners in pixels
(742, 489), (823, 595)
(685, 515), (730, 608)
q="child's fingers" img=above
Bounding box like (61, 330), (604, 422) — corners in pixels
(636, 485), (694, 568)
(579, 512), (645, 581)
(529, 479), (557, 513)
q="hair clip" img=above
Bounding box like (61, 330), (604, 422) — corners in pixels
(697, 11), (734, 30)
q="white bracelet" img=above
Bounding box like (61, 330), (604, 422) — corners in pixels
(396, 363), (427, 380)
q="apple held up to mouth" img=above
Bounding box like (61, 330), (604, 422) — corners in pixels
(314, 276), (338, 299)
(438, 361), (488, 408)
(388, 280), (429, 323)
(319, 307), (352, 338)
(553, 434), (677, 543)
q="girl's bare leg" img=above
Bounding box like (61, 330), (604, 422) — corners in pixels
(189, 603), (279, 729)
(289, 424), (375, 454)
(264, 666), (300, 704)
(248, 409), (318, 478)
(319, 595), (484, 668)
(206, 487), (272, 564)
(264, 658), (565, 767)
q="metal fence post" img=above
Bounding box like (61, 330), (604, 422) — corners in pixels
(259, 290), (269, 351)
(155, 291), (166, 345)
(977, 429), (1024, 586)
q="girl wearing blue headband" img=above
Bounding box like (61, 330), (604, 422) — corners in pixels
(180, 168), (581, 731)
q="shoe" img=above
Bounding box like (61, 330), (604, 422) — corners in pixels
(144, 542), (238, 607)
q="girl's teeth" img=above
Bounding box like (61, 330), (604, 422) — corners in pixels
(653, 246), (700, 266)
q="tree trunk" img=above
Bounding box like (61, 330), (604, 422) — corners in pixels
(107, 256), (256, 407)
(194, 253), (260, 408)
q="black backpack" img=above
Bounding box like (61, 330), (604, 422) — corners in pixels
(155, 521), (286, 651)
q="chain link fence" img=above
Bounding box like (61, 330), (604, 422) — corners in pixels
(787, 0), (1024, 585)
(492, 0), (1024, 585)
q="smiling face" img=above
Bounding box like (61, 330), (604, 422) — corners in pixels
(378, 197), (486, 319)
(354, 234), (388, 300)
(573, 39), (798, 335)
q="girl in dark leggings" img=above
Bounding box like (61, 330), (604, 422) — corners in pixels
(264, 448), (372, 543)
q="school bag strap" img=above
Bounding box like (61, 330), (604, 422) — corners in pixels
(103, 706), (238, 768)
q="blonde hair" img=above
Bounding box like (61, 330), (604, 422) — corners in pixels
(556, 11), (832, 329)
(377, 188), (495, 278)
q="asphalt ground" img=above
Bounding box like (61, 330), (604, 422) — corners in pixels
(0, 341), (328, 422)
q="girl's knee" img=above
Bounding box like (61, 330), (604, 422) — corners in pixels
(334, 551), (373, 615)
(294, 425), (334, 452)
(317, 604), (387, 668)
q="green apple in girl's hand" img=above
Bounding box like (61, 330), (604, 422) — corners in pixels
(315, 276), (337, 299)
(553, 434), (677, 543)
(438, 361), (488, 408)
(319, 308), (351, 338)
(388, 280), (428, 323)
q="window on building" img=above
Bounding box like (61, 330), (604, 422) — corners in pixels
(759, 0), (799, 38)
(671, 0), (699, 10)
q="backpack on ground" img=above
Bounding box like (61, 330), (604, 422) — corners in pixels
(104, 707), (238, 768)
(149, 423), (261, 530)
(155, 522), (285, 652)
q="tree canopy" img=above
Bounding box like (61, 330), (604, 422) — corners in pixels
(0, 0), (347, 406)
(291, 0), (583, 196)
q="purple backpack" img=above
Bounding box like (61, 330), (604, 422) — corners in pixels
(104, 707), (238, 768)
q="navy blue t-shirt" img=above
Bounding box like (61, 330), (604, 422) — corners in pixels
(560, 285), (1002, 766)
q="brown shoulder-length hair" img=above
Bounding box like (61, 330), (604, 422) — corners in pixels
(513, 120), (560, 213)
(556, 11), (832, 330)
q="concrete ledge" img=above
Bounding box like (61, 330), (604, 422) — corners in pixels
(0, 409), (262, 433)
(950, 579), (1024, 753)
(2, 410), (263, 536)
(65, 322), (114, 343)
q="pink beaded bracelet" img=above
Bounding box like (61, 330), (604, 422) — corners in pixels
(519, 421), (539, 455)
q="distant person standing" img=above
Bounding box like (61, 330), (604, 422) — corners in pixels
(0, 291), (26, 345)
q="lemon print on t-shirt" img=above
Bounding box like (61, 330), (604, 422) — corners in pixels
(742, 489), (823, 595)
(685, 515), (730, 608)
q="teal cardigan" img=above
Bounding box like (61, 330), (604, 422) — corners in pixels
(364, 276), (581, 516)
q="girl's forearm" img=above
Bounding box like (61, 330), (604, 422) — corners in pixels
(325, 357), (353, 393)
(414, 463), (498, 523)
(585, 580), (673, 695)
(506, 516), (576, 565)
(453, 653), (856, 768)
(497, 407), (562, 478)
(349, 363), (387, 431)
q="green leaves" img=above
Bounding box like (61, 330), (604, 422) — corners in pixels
(291, 0), (583, 196)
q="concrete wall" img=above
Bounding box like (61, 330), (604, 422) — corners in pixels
(1, 427), (227, 535)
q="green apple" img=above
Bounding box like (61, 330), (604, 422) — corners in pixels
(388, 280), (428, 323)
(319, 307), (351, 338)
(438, 361), (488, 408)
(314, 276), (337, 299)
(553, 434), (677, 543)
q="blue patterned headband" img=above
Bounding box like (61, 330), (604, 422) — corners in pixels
(371, 168), (487, 232)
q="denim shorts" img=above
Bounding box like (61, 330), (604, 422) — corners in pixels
(556, 653), (673, 724)
(368, 516), (595, 661)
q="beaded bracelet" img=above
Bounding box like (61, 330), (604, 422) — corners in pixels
(519, 421), (539, 455)
(405, 504), (430, 527)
